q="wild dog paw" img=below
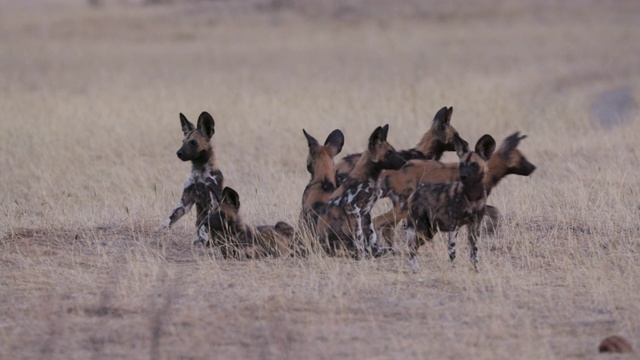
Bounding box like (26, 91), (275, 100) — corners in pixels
(409, 257), (420, 273)
(193, 238), (207, 246)
(373, 246), (395, 258)
(159, 218), (172, 231)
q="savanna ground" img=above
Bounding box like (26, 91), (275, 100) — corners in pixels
(1, 1), (639, 359)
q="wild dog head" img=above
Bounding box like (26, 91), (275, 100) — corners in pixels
(301, 129), (345, 231)
(368, 124), (406, 172)
(459, 134), (495, 186)
(415, 106), (469, 160)
(303, 129), (344, 178)
(176, 112), (215, 163)
(493, 132), (536, 176)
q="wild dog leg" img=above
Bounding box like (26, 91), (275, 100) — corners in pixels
(447, 230), (458, 263)
(161, 189), (194, 229)
(467, 221), (480, 271)
(406, 225), (420, 273)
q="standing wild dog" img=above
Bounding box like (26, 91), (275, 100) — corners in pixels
(375, 132), (536, 241)
(334, 106), (468, 186)
(316, 124), (406, 258)
(205, 187), (297, 259)
(300, 129), (344, 233)
(161, 112), (224, 246)
(405, 135), (496, 272)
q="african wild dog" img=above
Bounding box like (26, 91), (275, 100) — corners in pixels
(300, 129), (344, 233)
(316, 124), (406, 258)
(334, 106), (468, 186)
(205, 187), (297, 259)
(160, 112), (224, 246)
(405, 134), (496, 272)
(375, 132), (536, 242)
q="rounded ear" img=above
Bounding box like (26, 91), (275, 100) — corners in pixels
(454, 137), (468, 158)
(303, 129), (319, 148)
(499, 132), (526, 154)
(432, 106), (452, 130)
(180, 113), (195, 135)
(368, 126), (384, 152)
(474, 134), (496, 161)
(324, 129), (344, 157)
(197, 112), (215, 139)
(380, 124), (389, 141)
(222, 187), (240, 210)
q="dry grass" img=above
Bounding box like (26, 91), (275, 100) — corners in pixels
(1, 1), (639, 359)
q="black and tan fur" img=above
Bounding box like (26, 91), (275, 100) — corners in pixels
(205, 187), (297, 259)
(334, 106), (468, 186)
(300, 129), (344, 233)
(375, 132), (536, 241)
(316, 124), (406, 258)
(161, 112), (224, 246)
(405, 135), (496, 272)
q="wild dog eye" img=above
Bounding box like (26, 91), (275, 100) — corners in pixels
(386, 150), (393, 156)
(472, 163), (479, 169)
(190, 140), (197, 146)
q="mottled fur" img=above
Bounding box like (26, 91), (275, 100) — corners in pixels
(206, 187), (297, 259)
(161, 112), (224, 245)
(316, 125), (406, 258)
(406, 135), (495, 272)
(300, 129), (344, 233)
(334, 106), (468, 186)
(375, 132), (536, 241)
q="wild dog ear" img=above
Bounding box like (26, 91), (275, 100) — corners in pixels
(433, 106), (453, 131)
(368, 124), (388, 152)
(222, 187), (240, 210)
(324, 129), (344, 157)
(197, 112), (215, 139)
(474, 134), (496, 161)
(180, 113), (195, 135)
(499, 132), (527, 155)
(454, 137), (468, 158)
(303, 129), (319, 148)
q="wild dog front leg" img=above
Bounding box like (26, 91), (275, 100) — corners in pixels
(447, 229), (459, 264)
(405, 223), (420, 273)
(194, 223), (209, 246)
(160, 187), (194, 229)
(467, 222), (480, 271)
(350, 207), (365, 259)
(362, 213), (376, 257)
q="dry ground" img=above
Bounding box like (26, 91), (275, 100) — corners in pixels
(1, 1), (639, 359)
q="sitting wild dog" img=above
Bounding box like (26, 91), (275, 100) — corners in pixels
(205, 187), (297, 259)
(405, 134), (496, 272)
(300, 129), (345, 233)
(375, 132), (536, 241)
(161, 112), (224, 246)
(316, 124), (406, 258)
(334, 106), (468, 186)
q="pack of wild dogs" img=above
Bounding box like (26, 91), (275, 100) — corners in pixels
(161, 107), (536, 271)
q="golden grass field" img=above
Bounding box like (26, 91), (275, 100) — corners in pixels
(1, 1), (639, 358)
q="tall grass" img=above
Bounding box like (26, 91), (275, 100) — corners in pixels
(1, 1), (639, 359)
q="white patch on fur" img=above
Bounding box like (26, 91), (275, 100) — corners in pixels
(183, 173), (196, 188)
(196, 224), (209, 244)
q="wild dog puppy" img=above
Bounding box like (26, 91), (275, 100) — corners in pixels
(160, 112), (224, 246)
(300, 129), (345, 233)
(206, 187), (296, 259)
(375, 132), (536, 241)
(334, 106), (468, 186)
(405, 135), (496, 272)
(316, 125), (406, 258)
